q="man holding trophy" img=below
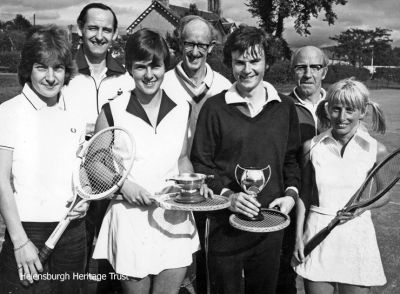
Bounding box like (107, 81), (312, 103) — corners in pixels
(191, 25), (301, 294)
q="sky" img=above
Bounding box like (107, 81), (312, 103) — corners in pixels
(1, 0), (400, 48)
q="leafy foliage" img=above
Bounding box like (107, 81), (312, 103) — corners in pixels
(0, 14), (32, 31)
(330, 28), (393, 67)
(246, 0), (347, 38)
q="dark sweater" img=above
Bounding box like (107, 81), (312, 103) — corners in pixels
(191, 90), (300, 206)
(191, 90), (301, 254)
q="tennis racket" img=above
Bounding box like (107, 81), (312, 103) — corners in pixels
(229, 208), (290, 233)
(38, 126), (135, 263)
(304, 147), (400, 257)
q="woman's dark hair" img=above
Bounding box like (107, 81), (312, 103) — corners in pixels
(77, 3), (118, 32)
(223, 25), (270, 67)
(18, 25), (75, 86)
(125, 29), (170, 73)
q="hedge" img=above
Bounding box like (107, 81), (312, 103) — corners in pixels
(0, 51), (21, 73)
(374, 68), (400, 83)
(324, 64), (370, 83)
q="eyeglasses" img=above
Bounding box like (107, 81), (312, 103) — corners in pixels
(294, 64), (325, 74)
(183, 41), (210, 52)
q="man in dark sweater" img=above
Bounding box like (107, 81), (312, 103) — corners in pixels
(276, 46), (329, 294)
(191, 26), (300, 294)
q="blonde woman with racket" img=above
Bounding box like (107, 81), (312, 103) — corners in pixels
(92, 29), (211, 294)
(293, 78), (389, 294)
(0, 26), (88, 293)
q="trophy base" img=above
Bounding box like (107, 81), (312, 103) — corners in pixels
(238, 212), (264, 221)
(174, 191), (206, 204)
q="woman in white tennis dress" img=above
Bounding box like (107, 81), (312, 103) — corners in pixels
(293, 78), (389, 294)
(92, 29), (209, 293)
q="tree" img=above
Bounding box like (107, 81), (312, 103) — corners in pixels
(246, 0), (347, 38)
(330, 28), (393, 67)
(11, 14), (32, 31)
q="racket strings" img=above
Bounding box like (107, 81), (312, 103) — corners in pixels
(79, 129), (131, 196)
(357, 152), (400, 203)
(235, 210), (287, 228)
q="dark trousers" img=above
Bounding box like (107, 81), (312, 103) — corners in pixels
(194, 212), (208, 294)
(85, 199), (110, 270)
(276, 209), (297, 294)
(0, 220), (86, 294)
(208, 233), (283, 294)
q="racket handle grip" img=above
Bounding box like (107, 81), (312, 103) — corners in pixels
(304, 219), (340, 256)
(38, 245), (53, 264)
(38, 218), (71, 265)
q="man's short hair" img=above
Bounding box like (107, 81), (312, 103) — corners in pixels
(178, 15), (215, 43)
(290, 46), (329, 68)
(125, 29), (170, 73)
(223, 25), (270, 67)
(18, 25), (75, 86)
(77, 3), (118, 32)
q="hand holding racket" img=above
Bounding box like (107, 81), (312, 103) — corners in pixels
(303, 148), (400, 257)
(228, 192), (262, 219)
(38, 126), (135, 264)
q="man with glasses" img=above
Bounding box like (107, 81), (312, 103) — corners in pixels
(289, 46), (329, 143)
(163, 15), (231, 293)
(276, 45), (329, 294)
(163, 15), (231, 152)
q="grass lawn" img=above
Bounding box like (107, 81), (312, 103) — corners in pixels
(0, 74), (399, 293)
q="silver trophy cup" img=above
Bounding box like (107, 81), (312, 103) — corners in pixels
(234, 165), (271, 221)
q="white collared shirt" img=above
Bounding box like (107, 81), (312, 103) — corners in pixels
(225, 81), (281, 117)
(0, 84), (87, 222)
(175, 61), (214, 90)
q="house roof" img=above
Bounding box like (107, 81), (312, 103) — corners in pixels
(127, 1), (180, 33)
(127, 0), (230, 33)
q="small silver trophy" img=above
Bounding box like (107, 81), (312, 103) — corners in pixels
(235, 165), (271, 221)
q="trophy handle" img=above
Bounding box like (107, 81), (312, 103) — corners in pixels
(263, 165), (272, 186)
(234, 164), (245, 186)
(256, 165), (271, 192)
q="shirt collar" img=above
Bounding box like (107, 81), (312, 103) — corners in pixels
(75, 46), (126, 77)
(175, 61), (213, 88)
(225, 81), (281, 105)
(22, 83), (66, 111)
(292, 87), (326, 106)
(318, 126), (372, 150)
(126, 90), (177, 127)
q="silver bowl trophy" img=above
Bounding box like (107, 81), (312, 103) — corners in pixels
(235, 164), (271, 221)
(167, 173), (213, 204)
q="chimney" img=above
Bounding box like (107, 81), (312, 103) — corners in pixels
(208, 0), (221, 17)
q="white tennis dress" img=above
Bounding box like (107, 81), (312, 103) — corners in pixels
(294, 128), (386, 286)
(92, 91), (199, 278)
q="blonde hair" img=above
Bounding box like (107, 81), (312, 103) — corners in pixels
(316, 78), (386, 133)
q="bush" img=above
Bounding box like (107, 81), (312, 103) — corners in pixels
(207, 44), (234, 82)
(0, 51), (20, 73)
(264, 60), (292, 84)
(324, 64), (370, 83)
